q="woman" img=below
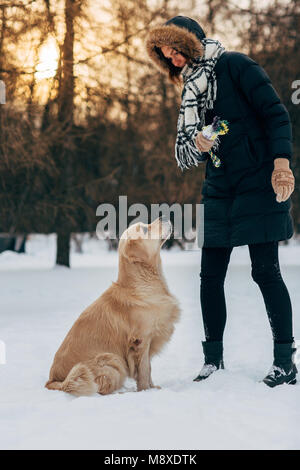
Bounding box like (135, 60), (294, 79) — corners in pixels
(145, 15), (297, 387)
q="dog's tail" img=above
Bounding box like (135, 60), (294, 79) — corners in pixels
(45, 353), (127, 396)
(45, 363), (98, 396)
(45, 380), (64, 391)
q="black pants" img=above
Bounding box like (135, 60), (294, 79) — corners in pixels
(200, 241), (294, 343)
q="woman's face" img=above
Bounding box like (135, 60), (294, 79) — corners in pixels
(160, 46), (187, 68)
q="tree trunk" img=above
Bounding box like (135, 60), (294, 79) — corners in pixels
(56, 230), (71, 267)
(55, 0), (75, 267)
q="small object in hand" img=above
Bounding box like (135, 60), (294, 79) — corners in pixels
(197, 116), (229, 167)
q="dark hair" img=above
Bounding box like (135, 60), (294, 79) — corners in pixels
(154, 46), (191, 86)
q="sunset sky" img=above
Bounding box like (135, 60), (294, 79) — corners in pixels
(11, 0), (288, 107)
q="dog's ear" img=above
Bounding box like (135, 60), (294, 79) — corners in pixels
(122, 238), (150, 264)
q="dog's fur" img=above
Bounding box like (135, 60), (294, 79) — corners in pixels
(45, 218), (180, 396)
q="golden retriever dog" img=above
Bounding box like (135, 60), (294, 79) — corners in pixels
(45, 217), (180, 396)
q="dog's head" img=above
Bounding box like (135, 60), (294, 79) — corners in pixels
(118, 217), (172, 265)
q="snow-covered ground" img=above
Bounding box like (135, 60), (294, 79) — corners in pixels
(0, 234), (300, 450)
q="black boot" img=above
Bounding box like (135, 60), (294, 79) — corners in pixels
(262, 342), (298, 388)
(193, 341), (224, 382)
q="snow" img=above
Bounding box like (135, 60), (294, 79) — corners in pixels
(0, 234), (300, 450)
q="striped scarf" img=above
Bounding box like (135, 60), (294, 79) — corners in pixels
(175, 38), (225, 170)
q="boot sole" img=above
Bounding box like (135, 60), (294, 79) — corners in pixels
(193, 376), (209, 382)
(263, 377), (297, 387)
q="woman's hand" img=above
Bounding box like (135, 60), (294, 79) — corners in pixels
(271, 158), (295, 202)
(195, 132), (215, 153)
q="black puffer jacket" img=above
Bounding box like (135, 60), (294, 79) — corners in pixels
(146, 16), (294, 247)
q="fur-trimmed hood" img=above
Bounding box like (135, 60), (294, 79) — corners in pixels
(145, 16), (206, 75)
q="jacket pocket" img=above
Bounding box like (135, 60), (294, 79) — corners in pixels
(243, 135), (259, 165)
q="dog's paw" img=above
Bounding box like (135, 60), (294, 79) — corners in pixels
(150, 384), (161, 390)
(95, 374), (113, 395)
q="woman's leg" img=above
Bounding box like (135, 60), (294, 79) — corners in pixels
(200, 246), (233, 341)
(248, 241), (294, 343)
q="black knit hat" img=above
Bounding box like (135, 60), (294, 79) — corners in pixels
(145, 16), (205, 76)
(164, 16), (206, 42)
